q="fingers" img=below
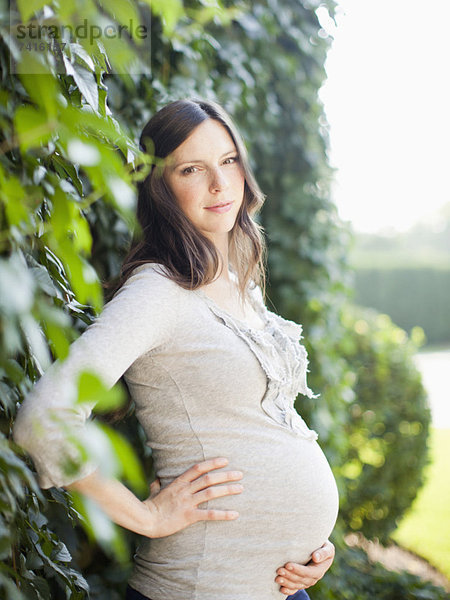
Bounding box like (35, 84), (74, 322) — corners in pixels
(149, 478), (161, 498)
(177, 458), (231, 484)
(190, 469), (244, 493)
(275, 574), (305, 595)
(276, 568), (313, 590)
(187, 460), (244, 509)
(312, 540), (335, 563)
(276, 570), (313, 590)
(279, 584), (303, 595)
(281, 561), (330, 581)
(195, 482), (243, 504)
(276, 554), (334, 592)
(195, 508), (240, 522)
(276, 540), (335, 592)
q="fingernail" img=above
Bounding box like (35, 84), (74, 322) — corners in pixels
(279, 578), (284, 584)
(314, 552), (321, 560)
(287, 565), (293, 571)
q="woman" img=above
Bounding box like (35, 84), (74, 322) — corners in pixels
(13, 99), (339, 599)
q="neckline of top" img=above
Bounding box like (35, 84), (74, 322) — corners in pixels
(133, 262), (270, 334)
(193, 286), (270, 334)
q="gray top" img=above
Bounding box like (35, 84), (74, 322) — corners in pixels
(13, 263), (339, 600)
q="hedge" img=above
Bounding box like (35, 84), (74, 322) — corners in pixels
(336, 305), (431, 543)
(353, 267), (450, 345)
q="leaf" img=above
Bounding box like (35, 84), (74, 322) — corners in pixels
(0, 522), (11, 560)
(107, 175), (136, 211)
(51, 153), (83, 194)
(76, 370), (125, 413)
(59, 105), (122, 146)
(0, 178), (29, 228)
(19, 70), (58, 117)
(98, 423), (147, 494)
(102, 0), (142, 37)
(43, 320), (70, 359)
(141, 0), (184, 34)
(0, 571), (23, 600)
(28, 508), (48, 529)
(69, 491), (129, 562)
(16, 0), (49, 22)
(52, 541), (72, 562)
(62, 53), (77, 77)
(64, 567), (90, 592)
(69, 42), (95, 72)
(27, 259), (60, 297)
(70, 63), (99, 111)
(0, 254), (35, 316)
(14, 105), (53, 151)
(67, 139), (101, 166)
(61, 244), (100, 306)
(19, 313), (52, 370)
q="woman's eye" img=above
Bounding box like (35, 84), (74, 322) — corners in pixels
(181, 156), (238, 175)
(181, 166), (198, 175)
(223, 155), (239, 165)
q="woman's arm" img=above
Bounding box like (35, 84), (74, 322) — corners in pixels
(13, 266), (245, 540)
(13, 265), (181, 489)
(66, 457), (243, 538)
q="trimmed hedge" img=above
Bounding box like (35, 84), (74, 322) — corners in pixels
(353, 267), (450, 345)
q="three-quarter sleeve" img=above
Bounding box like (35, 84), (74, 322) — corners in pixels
(12, 264), (181, 489)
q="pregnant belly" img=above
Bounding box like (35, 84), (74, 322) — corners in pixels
(207, 430), (339, 562)
(196, 432), (339, 598)
(137, 428), (339, 599)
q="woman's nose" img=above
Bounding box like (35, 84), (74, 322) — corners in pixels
(209, 167), (229, 193)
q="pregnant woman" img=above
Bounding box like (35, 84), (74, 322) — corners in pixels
(13, 98), (339, 599)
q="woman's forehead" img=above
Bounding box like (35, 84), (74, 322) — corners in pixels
(172, 119), (236, 161)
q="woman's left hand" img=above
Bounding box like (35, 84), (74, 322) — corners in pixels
(275, 540), (335, 595)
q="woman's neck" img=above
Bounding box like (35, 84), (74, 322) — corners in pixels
(209, 233), (232, 282)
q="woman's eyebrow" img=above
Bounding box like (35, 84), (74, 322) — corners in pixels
(174, 148), (237, 169)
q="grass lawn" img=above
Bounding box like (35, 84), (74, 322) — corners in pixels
(392, 427), (450, 579)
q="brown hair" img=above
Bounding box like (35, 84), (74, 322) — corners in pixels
(104, 98), (266, 303)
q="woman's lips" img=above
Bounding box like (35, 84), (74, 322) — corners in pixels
(204, 202), (233, 214)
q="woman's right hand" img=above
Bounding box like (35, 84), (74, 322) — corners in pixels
(141, 457), (244, 538)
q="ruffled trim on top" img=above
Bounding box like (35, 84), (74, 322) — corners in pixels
(194, 284), (318, 442)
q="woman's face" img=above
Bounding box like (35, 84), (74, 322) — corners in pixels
(164, 118), (245, 246)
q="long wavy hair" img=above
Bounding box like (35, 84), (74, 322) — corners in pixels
(104, 98), (266, 303)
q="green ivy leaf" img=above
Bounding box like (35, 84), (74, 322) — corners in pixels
(76, 370), (125, 413)
(69, 42), (95, 72)
(19, 70), (58, 118)
(68, 492), (128, 561)
(70, 63), (99, 111)
(104, 0), (142, 38)
(0, 254), (35, 316)
(51, 541), (72, 562)
(16, 0), (49, 23)
(98, 423), (147, 494)
(142, 0), (184, 35)
(14, 105), (53, 151)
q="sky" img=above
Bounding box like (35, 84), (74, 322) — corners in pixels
(317, 0), (450, 234)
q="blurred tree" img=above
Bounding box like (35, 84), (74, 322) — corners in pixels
(337, 306), (431, 543)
